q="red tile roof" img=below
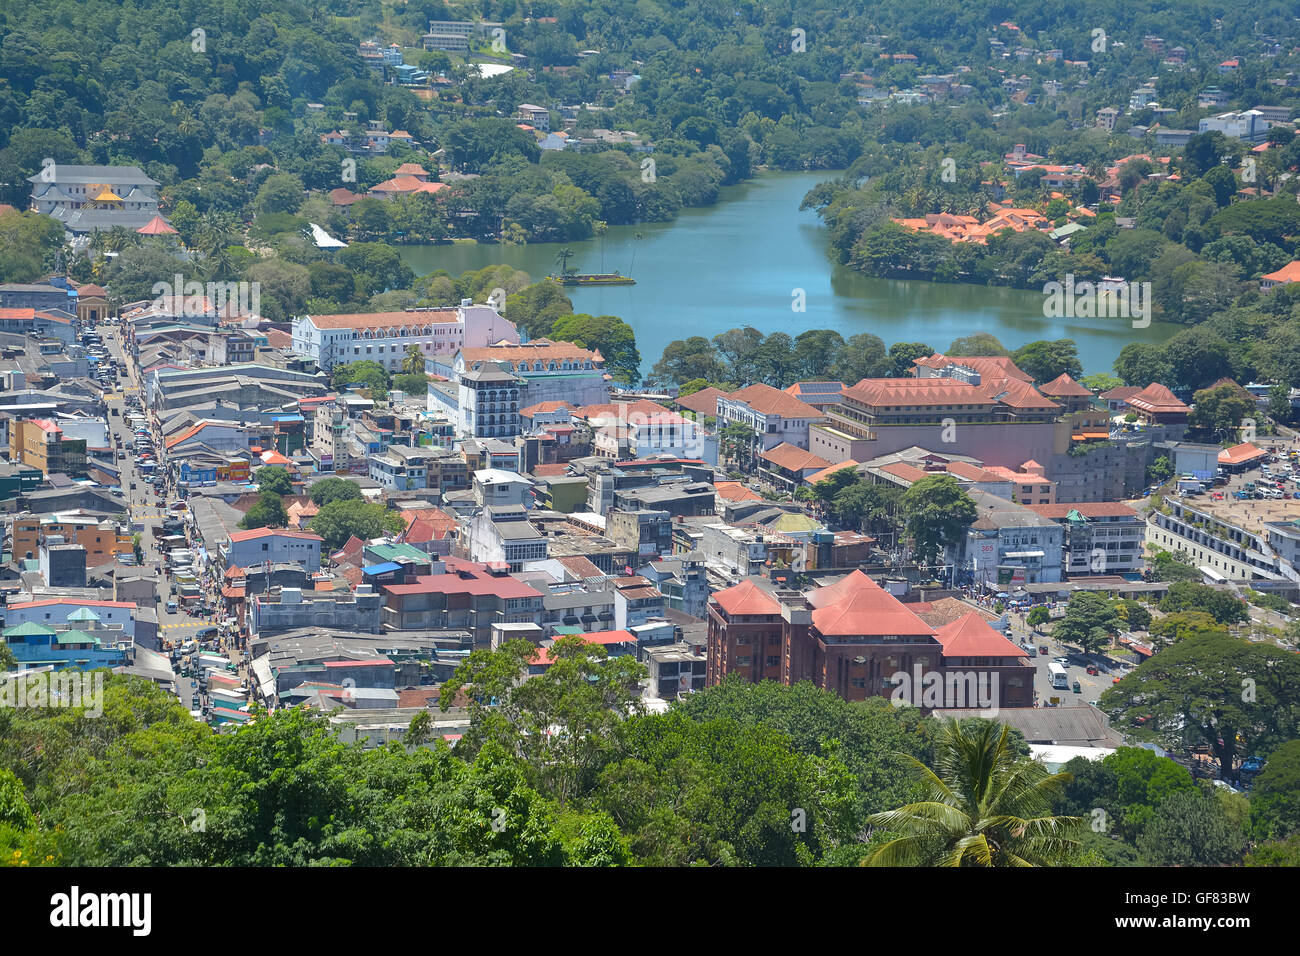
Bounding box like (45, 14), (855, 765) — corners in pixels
(227, 527), (323, 544)
(934, 612), (1027, 658)
(675, 387), (727, 417)
(808, 570), (935, 638)
(714, 480), (764, 502)
(725, 383), (823, 420)
(805, 460), (859, 485)
(531, 630), (637, 665)
(914, 354), (1033, 382)
(976, 376), (1060, 411)
(759, 443), (831, 473)
(382, 563), (541, 599)
(1262, 261), (1300, 284)
(1128, 383), (1189, 415)
(843, 377), (995, 408)
(306, 309), (458, 331)
(7, 598), (136, 610)
(1039, 372), (1093, 397)
(519, 400), (575, 418)
(1027, 502), (1138, 519)
(1219, 442), (1267, 465)
(712, 579), (782, 616)
(1100, 386), (1140, 402)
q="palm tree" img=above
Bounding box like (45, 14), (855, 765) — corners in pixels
(864, 720), (1082, 866)
(401, 344), (424, 375)
(555, 246), (576, 277)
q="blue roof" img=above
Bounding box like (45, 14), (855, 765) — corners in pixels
(363, 561), (402, 575)
(270, 414), (304, 423)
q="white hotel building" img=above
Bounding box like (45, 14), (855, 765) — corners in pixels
(291, 300), (518, 372)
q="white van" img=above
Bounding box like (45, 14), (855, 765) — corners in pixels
(1048, 662), (1070, 690)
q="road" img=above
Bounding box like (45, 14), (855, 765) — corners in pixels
(99, 322), (243, 712)
(999, 610), (1133, 709)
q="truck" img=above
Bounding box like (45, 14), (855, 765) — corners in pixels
(1048, 662), (1070, 690)
(1176, 478), (1204, 495)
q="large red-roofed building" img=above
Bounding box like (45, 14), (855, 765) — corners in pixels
(707, 571), (1033, 708)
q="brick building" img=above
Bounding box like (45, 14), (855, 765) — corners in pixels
(706, 572), (1033, 709)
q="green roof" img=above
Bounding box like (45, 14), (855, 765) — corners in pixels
(1065, 509), (1088, 523)
(769, 512), (821, 533)
(365, 542), (427, 563)
(4, 621), (57, 637)
(552, 626), (583, 635)
(53, 630), (101, 646)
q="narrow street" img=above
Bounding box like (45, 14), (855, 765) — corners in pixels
(100, 322), (248, 714)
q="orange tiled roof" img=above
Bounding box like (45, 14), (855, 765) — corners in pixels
(714, 480), (764, 502)
(1219, 442), (1266, 465)
(713, 579), (782, 616)
(1262, 261), (1300, 284)
(934, 612), (1027, 657)
(1128, 383), (1189, 415)
(725, 383), (824, 420)
(759, 443), (831, 473)
(808, 570), (935, 638)
(1039, 372), (1093, 397)
(844, 377), (994, 408)
(461, 339), (601, 365)
(805, 460), (859, 485)
(676, 387), (728, 416)
(913, 354), (1033, 383)
(306, 309), (458, 331)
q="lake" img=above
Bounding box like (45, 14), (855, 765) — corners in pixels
(397, 170), (1179, 378)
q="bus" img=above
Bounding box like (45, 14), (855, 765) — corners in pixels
(1048, 662), (1069, 690)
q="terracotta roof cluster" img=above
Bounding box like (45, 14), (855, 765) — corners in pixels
(370, 176), (446, 197)
(892, 203), (1048, 244)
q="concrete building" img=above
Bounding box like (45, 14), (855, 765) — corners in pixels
(224, 527), (323, 573)
(1028, 502), (1145, 577)
(1198, 110), (1269, 142)
(959, 491), (1065, 589)
(251, 584), (383, 635)
(380, 556), (544, 648)
(292, 302), (516, 373)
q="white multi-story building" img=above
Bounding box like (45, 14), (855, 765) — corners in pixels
(957, 491), (1064, 588)
(716, 383), (825, 452)
(292, 300), (517, 372)
(433, 339), (609, 439)
(1198, 110), (1269, 142)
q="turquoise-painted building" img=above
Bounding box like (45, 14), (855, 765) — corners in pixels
(2, 622), (131, 670)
